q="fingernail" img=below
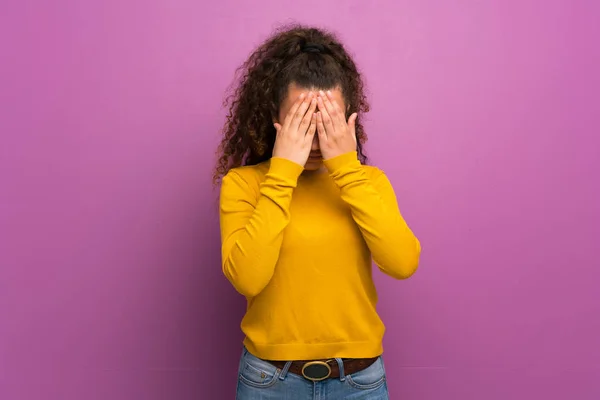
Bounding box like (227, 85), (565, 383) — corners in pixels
(300, 93), (306, 99)
(319, 90), (325, 96)
(327, 90), (332, 96)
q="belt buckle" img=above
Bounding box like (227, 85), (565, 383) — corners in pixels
(301, 361), (332, 382)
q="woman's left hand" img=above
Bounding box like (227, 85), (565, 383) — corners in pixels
(316, 90), (358, 160)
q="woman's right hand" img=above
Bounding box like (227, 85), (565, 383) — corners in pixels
(272, 92), (318, 166)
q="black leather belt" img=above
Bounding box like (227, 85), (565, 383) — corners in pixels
(267, 357), (378, 381)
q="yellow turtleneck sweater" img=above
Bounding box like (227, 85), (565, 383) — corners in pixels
(219, 151), (421, 361)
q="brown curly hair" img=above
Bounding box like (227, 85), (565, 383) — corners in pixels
(214, 24), (370, 184)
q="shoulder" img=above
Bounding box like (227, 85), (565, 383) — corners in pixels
(221, 161), (270, 197)
(360, 164), (396, 190)
(225, 161), (270, 185)
(361, 164), (386, 180)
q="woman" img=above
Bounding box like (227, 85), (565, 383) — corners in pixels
(215, 25), (421, 399)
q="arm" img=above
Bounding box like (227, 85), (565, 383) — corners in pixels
(221, 90), (319, 297)
(324, 151), (421, 279)
(219, 158), (303, 297)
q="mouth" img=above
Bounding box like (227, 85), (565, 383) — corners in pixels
(308, 153), (322, 160)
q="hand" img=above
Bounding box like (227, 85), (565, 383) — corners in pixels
(315, 90), (358, 160)
(273, 92), (318, 166)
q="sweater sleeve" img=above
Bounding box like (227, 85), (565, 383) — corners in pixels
(219, 158), (304, 297)
(323, 151), (421, 279)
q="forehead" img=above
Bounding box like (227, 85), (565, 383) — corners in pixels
(280, 83), (345, 112)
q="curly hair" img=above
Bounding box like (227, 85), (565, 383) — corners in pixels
(214, 24), (370, 184)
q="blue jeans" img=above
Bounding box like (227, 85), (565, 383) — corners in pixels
(236, 348), (389, 399)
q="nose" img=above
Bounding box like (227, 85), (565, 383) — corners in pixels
(311, 135), (320, 151)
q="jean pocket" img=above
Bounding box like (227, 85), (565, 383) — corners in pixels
(238, 349), (281, 388)
(345, 357), (386, 390)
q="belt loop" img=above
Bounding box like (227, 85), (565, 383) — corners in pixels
(335, 358), (345, 381)
(279, 361), (292, 380)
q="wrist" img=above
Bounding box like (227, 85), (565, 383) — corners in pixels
(323, 151), (360, 173)
(269, 157), (305, 180)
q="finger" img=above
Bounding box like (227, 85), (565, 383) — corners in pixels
(298, 96), (318, 134)
(316, 111), (328, 143)
(290, 92), (314, 131)
(319, 91), (339, 128)
(348, 113), (358, 139)
(305, 114), (317, 141)
(273, 123), (282, 134)
(317, 95), (336, 135)
(282, 93), (307, 131)
(326, 90), (346, 125)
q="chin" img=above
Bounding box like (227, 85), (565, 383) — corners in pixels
(304, 161), (323, 171)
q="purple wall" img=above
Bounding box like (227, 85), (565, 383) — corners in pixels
(1, 1), (599, 399)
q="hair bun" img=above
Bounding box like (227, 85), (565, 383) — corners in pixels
(301, 42), (326, 54)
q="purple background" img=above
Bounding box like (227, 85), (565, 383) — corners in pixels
(1, 0), (599, 399)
